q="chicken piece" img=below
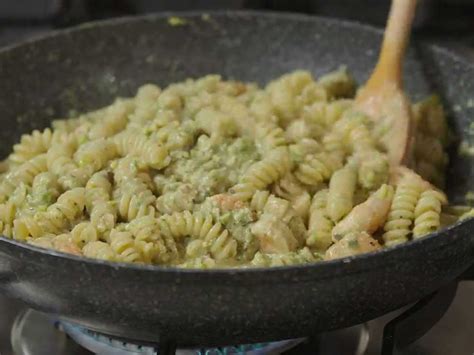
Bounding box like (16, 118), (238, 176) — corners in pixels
(263, 195), (295, 223)
(325, 231), (381, 260)
(211, 193), (246, 211)
(389, 166), (433, 190)
(251, 214), (298, 254)
(52, 234), (82, 256)
(332, 184), (394, 240)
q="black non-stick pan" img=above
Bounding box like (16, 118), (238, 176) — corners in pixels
(0, 11), (473, 347)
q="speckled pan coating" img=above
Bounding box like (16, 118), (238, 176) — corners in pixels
(0, 11), (473, 346)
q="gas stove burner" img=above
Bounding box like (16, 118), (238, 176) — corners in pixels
(9, 308), (369, 354)
(59, 320), (306, 355)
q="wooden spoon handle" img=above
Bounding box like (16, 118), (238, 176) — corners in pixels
(367, 0), (418, 88)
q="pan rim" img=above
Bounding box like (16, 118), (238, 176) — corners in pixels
(1, 217), (472, 279)
(0, 10), (473, 279)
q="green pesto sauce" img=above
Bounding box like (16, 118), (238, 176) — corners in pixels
(165, 135), (260, 202)
(167, 16), (187, 26)
(198, 198), (258, 261)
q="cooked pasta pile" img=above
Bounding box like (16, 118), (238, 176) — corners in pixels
(0, 69), (469, 268)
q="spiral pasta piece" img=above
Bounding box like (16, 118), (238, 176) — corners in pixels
(322, 131), (346, 157)
(46, 138), (81, 189)
(9, 183), (29, 210)
(317, 67), (356, 99)
(383, 177), (425, 246)
(113, 131), (170, 169)
(115, 177), (156, 221)
(109, 230), (142, 263)
(303, 99), (352, 129)
(88, 100), (131, 140)
(86, 171), (112, 196)
(232, 147), (291, 200)
(158, 211), (222, 240)
(254, 121), (287, 154)
(13, 216), (42, 241)
(127, 215), (161, 243)
(74, 139), (118, 172)
(70, 222), (98, 247)
(128, 84), (161, 124)
(0, 221), (12, 237)
(86, 171), (116, 235)
(285, 119), (322, 142)
(28, 172), (61, 208)
(413, 189), (447, 238)
(333, 111), (374, 152)
(327, 165), (357, 222)
(48, 188), (86, 221)
(186, 230), (237, 261)
(127, 215), (177, 262)
(206, 230), (237, 260)
(0, 201), (16, 226)
(307, 189), (334, 251)
(46, 135), (97, 190)
(249, 91), (275, 120)
(266, 70), (327, 127)
(8, 128), (56, 164)
(356, 151), (389, 190)
(111, 156), (141, 184)
(295, 152), (342, 186)
(154, 120), (197, 152)
(157, 87), (182, 112)
(0, 154), (48, 201)
(158, 211), (236, 260)
(36, 188), (86, 234)
(195, 107), (238, 142)
(288, 138), (321, 163)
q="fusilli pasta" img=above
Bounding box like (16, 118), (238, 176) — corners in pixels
(413, 189), (447, 238)
(0, 70), (458, 268)
(307, 189), (334, 251)
(383, 176), (425, 246)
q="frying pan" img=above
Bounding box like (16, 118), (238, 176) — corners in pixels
(0, 11), (473, 347)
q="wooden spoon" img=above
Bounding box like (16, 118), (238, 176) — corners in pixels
(355, 0), (418, 166)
